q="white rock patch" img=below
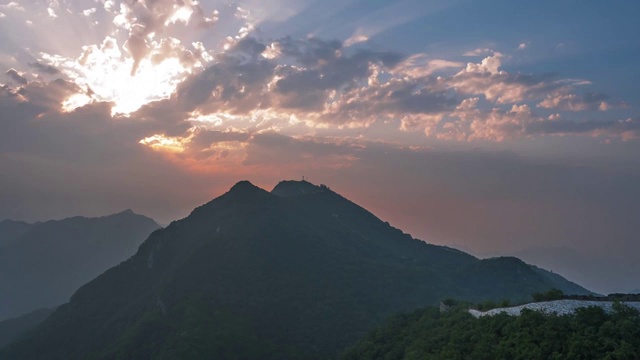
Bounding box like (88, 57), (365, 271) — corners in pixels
(469, 300), (640, 318)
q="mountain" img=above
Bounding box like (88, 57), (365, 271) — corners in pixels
(0, 210), (160, 320)
(530, 265), (600, 296)
(0, 220), (35, 249)
(0, 181), (591, 359)
(0, 308), (55, 348)
(507, 246), (638, 295)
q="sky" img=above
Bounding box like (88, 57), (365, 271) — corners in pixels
(0, 0), (639, 294)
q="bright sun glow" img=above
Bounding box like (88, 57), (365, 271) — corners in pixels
(167, 6), (194, 25)
(139, 134), (188, 153)
(43, 37), (199, 116)
(61, 93), (93, 112)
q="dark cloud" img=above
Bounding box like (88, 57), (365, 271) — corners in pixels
(272, 38), (404, 111)
(5, 69), (27, 84)
(163, 36), (450, 126)
(526, 117), (640, 139)
(18, 79), (82, 111)
(324, 77), (457, 123)
(169, 38), (275, 115)
(151, 38), (635, 137)
(173, 36), (406, 115)
(190, 129), (251, 149)
(29, 62), (60, 75)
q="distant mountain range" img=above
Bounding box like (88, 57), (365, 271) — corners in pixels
(485, 246), (639, 295)
(0, 220), (35, 249)
(0, 210), (159, 320)
(0, 308), (55, 348)
(0, 181), (592, 359)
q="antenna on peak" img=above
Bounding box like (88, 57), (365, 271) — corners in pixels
(302, 176), (306, 181)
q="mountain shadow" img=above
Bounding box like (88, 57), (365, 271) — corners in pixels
(0, 181), (591, 359)
(0, 210), (160, 320)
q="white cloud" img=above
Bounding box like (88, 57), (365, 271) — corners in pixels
(538, 93), (610, 112)
(463, 48), (494, 57)
(47, 7), (57, 18)
(102, 0), (115, 12)
(343, 34), (368, 47)
(393, 54), (463, 77)
(109, 0), (220, 75)
(0, 2), (25, 11)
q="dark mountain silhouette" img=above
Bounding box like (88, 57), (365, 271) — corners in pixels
(0, 308), (55, 348)
(0, 181), (591, 359)
(0, 210), (159, 320)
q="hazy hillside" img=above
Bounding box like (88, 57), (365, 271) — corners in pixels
(1, 181), (591, 359)
(0, 210), (159, 320)
(0, 308), (55, 348)
(0, 220), (34, 249)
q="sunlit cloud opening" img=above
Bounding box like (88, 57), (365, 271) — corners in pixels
(139, 134), (189, 153)
(167, 6), (193, 25)
(61, 93), (93, 112)
(42, 37), (205, 115)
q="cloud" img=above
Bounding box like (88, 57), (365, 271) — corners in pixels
(157, 36), (462, 129)
(526, 117), (640, 140)
(343, 34), (368, 47)
(271, 39), (403, 110)
(122, 35), (637, 143)
(463, 48), (494, 57)
(164, 36), (418, 126)
(1, 3), (635, 153)
(392, 54), (463, 78)
(450, 53), (563, 104)
(0, 2), (24, 12)
(47, 7), (57, 18)
(435, 99), (538, 141)
(110, 0), (219, 75)
(437, 97), (640, 142)
(5, 68), (27, 84)
(538, 92), (611, 112)
(29, 62), (61, 75)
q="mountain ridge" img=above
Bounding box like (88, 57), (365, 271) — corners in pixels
(0, 210), (160, 320)
(0, 180), (593, 359)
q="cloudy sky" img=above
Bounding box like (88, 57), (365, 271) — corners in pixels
(1, 0), (639, 293)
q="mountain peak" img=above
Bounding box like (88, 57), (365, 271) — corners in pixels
(271, 180), (328, 197)
(229, 180), (262, 192)
(225, 181), (272, 199)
